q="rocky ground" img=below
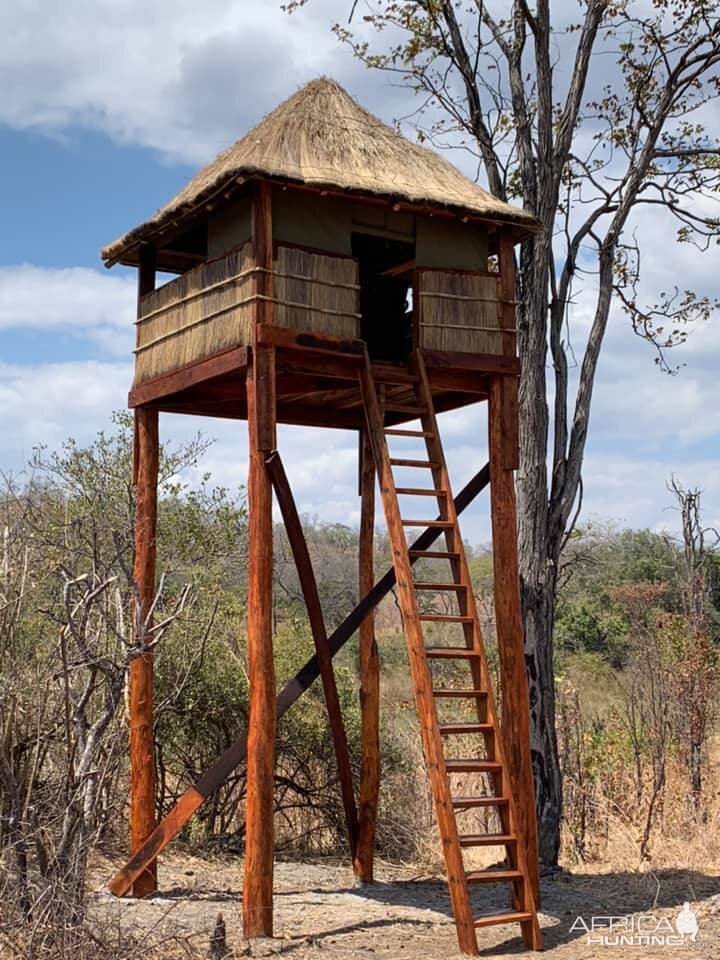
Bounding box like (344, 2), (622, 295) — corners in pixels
(89, 853), (720, 959)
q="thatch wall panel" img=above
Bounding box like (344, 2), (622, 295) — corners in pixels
(273, 245), (360, 338)
(418, 269), (503, 355)
(134, 242), (256, 384)
(133, 242), (360, 386)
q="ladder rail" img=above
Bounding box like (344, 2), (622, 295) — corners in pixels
(360, 350), (542, 954)
(359, 353), (478, 955)
(412, 351), (542, 950)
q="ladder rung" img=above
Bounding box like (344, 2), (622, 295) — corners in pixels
(414, 582), (465, 591)
(452, 795), (509, 808)
(403, 519), (452, 528)
(433, 688), (487, 699)
(384, 428), (433, 438)
(440, 723), (493, 735)
(474, 911), (533, 929)
(420, 614), (473, 623)
(409, 550), (459, 559)
(396, 487), (447, 497)
(466, 870), (523, 885)
(459, 834), (516, 847)
(390, 458), (438, 468)
(426, 647), (479, 660)
(445, 759), (502, 773)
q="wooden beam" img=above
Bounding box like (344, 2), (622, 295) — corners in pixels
(243, 181), (277, 939)
(266, 452), (359, 858)
(488, 375), (540, 907)
(257, 323), (365, 358)
(129, 406), (159, 897)
(422, 348), (520, 377)
(129, 347), (248, 408)
(354, 429), (380, 883)
(106, 464), (490, 898)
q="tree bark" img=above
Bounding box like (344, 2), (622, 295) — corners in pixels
(516, 236), (563, 867)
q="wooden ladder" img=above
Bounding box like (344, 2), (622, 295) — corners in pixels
(359, 350), (542, 955)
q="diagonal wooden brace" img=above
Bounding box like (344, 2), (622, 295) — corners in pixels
(265, 450), (359, 858)
(107, 463), (490, 897)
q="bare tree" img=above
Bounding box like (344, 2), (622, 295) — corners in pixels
(287, 0), (720, 862)
(668, 478), (718, 810)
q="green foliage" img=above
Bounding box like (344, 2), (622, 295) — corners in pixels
(555, 599), (629, 668)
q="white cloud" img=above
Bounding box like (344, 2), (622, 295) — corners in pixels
(0, 265), (135, 355)
(0, 359), (132, 470)
(0, 1), (399, 165)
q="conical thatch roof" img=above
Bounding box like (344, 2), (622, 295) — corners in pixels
(102, 78), (539, 265)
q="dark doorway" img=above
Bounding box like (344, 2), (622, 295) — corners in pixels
(352, 233), (414, 363)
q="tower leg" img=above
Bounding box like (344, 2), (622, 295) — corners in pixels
(354, 428), (380, 882)
(488, 375), (541, 909)
(243, 340), (277, 937)
(130, 406), (159, 897)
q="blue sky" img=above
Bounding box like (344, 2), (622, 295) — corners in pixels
(1, 0), (718, 544)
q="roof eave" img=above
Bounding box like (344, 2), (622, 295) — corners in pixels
(101, 171), (542, 269)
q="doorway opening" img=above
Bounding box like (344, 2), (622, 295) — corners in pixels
(351, 233), (414, 363)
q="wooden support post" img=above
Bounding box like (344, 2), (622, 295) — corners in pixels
(243, 180), (277, 939)
(354, 429), (380, 882)
(488, 375), (540, 907)
(129, 405), (159, 897)
(106, 465), (490, 898)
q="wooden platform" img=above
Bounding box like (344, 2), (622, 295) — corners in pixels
(128, 326), (520, 429)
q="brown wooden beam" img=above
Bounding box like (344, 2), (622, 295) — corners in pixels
(257, 323), (365, 358)
(106, 464), (490, 899)
(423, 348), (520, 377)
(129, 347), (248, 407)
(266, 452), (359, 858)
(354, 428), (380, 883)
(488, 375), (540, 908)
(129, 405), (159, 896)
(243, 181), (277, 938)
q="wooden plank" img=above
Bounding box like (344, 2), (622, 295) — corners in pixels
(359, 357), (478, 955)
(354, 429), (380, 883)
(425, 369), (489, 394)
(129, 347), (249, 407)
(106, 465), (491, 899)
(257, 323), (365, 358)
(129, 406), (159, 897)
(243, 337), (276, 938)
(422, 348), (520, 377)
(488, 375), (541, 916)
(265, 452), (359, 858)
(500, 376), (520, 470)
(276, 350), (361, 382)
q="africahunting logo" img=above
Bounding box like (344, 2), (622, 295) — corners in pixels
(570, 903), (700, 947)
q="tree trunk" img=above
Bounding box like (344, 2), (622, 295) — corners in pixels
(516, 237), (563, 867)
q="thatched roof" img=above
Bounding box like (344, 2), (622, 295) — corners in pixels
(102, 78), (540, 266)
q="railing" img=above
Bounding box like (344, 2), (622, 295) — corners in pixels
(133, 242), (361, 385)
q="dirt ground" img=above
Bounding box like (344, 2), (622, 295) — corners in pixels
(89, 853), (720, 959)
